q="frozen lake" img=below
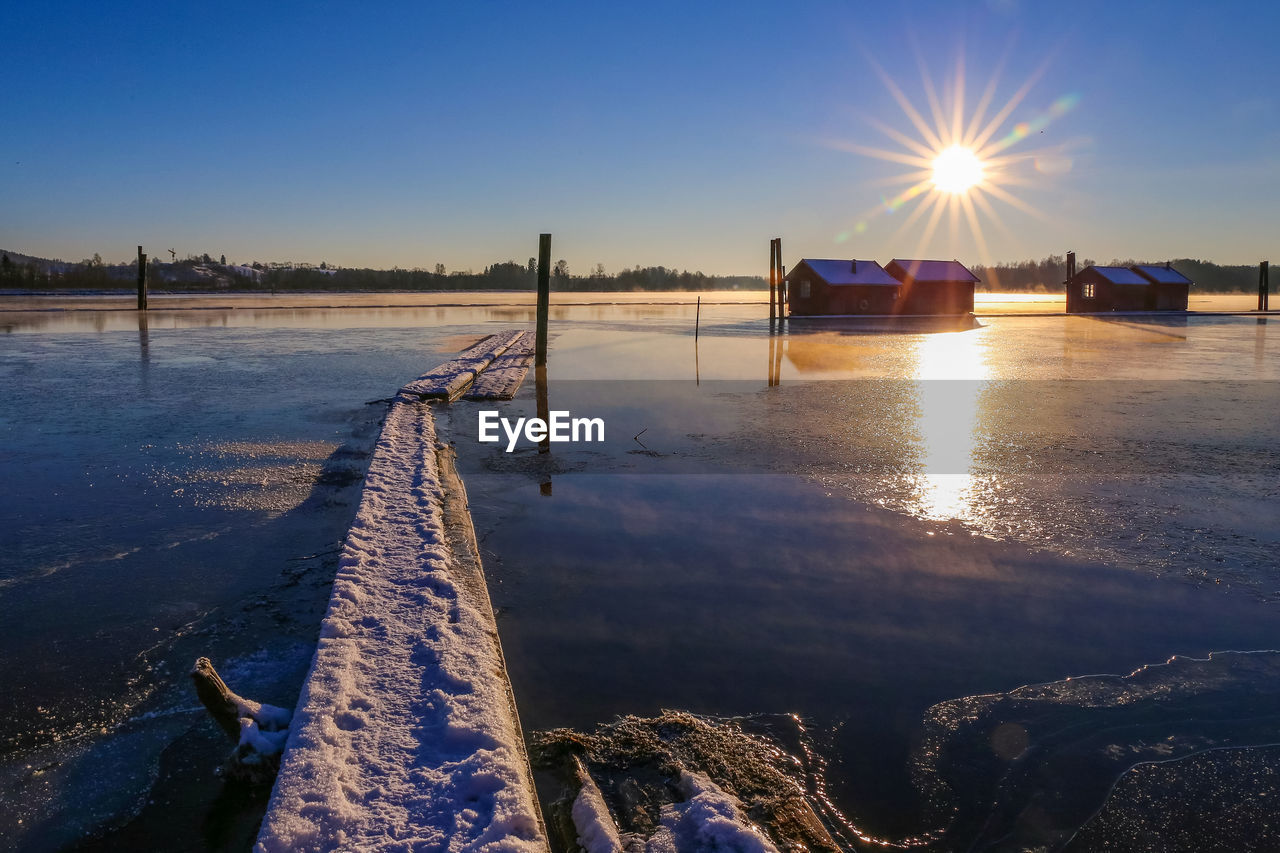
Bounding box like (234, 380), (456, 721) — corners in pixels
(1, 293), (1277, 850)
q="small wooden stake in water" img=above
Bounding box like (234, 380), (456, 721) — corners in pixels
(695, 295), (701, 341)
(1260, 261), (1270, 312)
(536, 233), (551, 367)
(136, 245), (148, 310)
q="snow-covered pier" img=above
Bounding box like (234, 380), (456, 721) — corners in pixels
(257, 334), (546, 852)
(401, 330), (535, 402)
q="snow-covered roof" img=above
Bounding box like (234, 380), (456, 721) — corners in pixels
(1132, 264), (1192, 285)
(788, 259), (899, 286)
(1090, 265), (1150, 285)
(886, 259), (980, 283)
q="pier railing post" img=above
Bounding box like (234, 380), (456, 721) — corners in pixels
(137, 245), (148, 310)
(536, 234), (551, 367)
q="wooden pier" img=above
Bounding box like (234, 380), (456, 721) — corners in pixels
(257, 331), (546, 852)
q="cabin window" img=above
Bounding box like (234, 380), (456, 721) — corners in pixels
(1082, 283), (1095, 299)
(800, 280), (811, 299)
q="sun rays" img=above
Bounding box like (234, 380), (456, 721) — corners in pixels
(831, 49), (1080, 263)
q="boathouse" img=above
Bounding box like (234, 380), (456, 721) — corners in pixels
(884, 259), (978, 315)
(785, 259), (901, 315)
(1065, 263), (1191, 312)
(1132, 264), (1192, 310)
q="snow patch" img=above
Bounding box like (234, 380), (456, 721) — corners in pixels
(570, 761), (625, 853)
(647, 773), (780, 853)
(568, 766), (780, 853)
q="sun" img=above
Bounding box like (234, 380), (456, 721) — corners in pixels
(826, 51), (1080, 262)
(931, 145), (984, 194)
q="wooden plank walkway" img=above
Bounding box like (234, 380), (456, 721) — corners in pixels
(399, 330), (535, 402)
(463, 330), (535, 400)
(257, 397), (547, 852)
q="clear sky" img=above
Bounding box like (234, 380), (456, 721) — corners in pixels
(4, 0), (1278, 275)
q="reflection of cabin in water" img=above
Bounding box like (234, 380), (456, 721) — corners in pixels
(785, 259), (901, 316)
(1066, 263), (1192, 313)
(884, 259), (978, 315)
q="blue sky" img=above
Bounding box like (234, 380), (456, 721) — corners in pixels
(4, 1), (1278, 274)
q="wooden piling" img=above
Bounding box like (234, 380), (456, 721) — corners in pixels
(536, 234), (551, 367)
(136, 245), (148, 310)
(695, 295), (701, 341)
(1261, 261), (1270, 312)
(776, 238), (785, 318)
(769, 239), (777, 322)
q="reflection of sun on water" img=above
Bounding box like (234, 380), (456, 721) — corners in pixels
(913, 331), (989, 520)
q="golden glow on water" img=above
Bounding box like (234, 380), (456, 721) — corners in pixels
(912, 330), (989, 520)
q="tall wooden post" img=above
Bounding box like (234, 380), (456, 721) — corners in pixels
(536, 233), (551, 366)
(769, 239), (777, 322)
(136, 245), (148, 310)
(776, 237), (785, 318)
(1261, 261), (1270, 312)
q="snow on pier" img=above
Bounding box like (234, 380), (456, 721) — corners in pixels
(256, 395), (547, 852)
(400, 331), (532, 401)
(463, 331), (535, 401)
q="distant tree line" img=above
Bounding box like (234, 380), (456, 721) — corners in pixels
(1, 250), (1266, 294)
(0, 252), (261, 290)
(257, 260), (766, 292)
(971, 255), (1265, 293)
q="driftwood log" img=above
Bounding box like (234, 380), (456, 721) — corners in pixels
(190, 657), (292, 785)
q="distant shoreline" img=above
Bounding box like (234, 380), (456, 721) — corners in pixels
(0, 286), (1262, 297)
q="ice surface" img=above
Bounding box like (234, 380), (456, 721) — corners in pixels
(1067, 744), (1280, 851)
(912, 651), (1280, 850)
(256, 398), (545, 852)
